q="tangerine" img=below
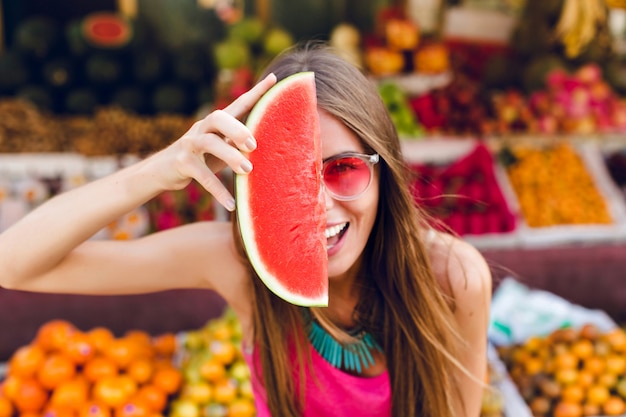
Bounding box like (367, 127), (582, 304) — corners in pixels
(92, 376), (130, 408)
(603, 396), (626, 416)
(553, 401), (583, 417)
(38, 354), (77, 390)
(0, 396), (14, 417)
(116, 375), (138, 398)
(83, 356), (119, 383)
(8, 344), (46, 379)
(13, 378), (49, 413)
(134, 385), (167, 412)
(226, 398), (255, 417)
(50, 378), (90, 410)
(79, 402), (112, 417)
(104, 339), (139, 369)
(1, 374), (21, 400)
(561, 385), (585, 404)
(210, 341), (237, 365)
(587, 384), (610, 405)
(213, 379), (237, 404)
(64, 332), (96, 365)
(87, 328), (116, 354)
(151, 334), (177, 357)
(35, 320), (78, 353)
(42, 405), (78, 417)
(199, 358), (226, 382)
(114, 400), (151, 417)
(152, 366), (182, 395)
(127, 359), (154, 385)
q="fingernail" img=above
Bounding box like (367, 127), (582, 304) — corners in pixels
(240, 160), (253, 173)
(245, 137), (257, 151)
(225, 198), (236, 211)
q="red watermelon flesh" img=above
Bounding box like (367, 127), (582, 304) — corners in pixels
(236, 72), (328, 306)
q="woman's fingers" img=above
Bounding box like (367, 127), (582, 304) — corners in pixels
(186, 156), (237, 211)
(171, 74), (277, 210)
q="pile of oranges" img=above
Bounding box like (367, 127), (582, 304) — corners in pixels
(173, 308), (255, 417)
(0, 319), (181, 417)
(498, 324), (626, 417)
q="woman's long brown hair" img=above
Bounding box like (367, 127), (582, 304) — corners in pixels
(233, 42), (466, 416)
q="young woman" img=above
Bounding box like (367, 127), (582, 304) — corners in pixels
(0, 44), (492, 416)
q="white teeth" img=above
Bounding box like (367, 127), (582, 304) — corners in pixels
(325, 222), (347, 238)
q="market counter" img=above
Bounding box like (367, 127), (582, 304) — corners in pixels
(482, 241), (626, 324)
(2, 241), (626, 362)
(0, 288), (226, 361)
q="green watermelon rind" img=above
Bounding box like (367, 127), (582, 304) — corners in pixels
(235, 71), (328, 307)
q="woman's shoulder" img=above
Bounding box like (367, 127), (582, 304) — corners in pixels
(424, 230), (492, 305)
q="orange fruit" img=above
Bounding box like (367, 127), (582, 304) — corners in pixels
(35, 320), (78, 353)
(583, 356), (606, 376)
(87, 328), (116, 354)
(199, 358), (226, 382)
(587, 384), (611, 406)
(151, 334), (177, 357)
(0, 396), (14, 417)
(210, 341), (237, 365)
(124, 331), (152, 348)
(116, 375), (138, 399)
(180, 381), (212, 404)
(134, 385), (167, 412)
(92, 376), (130, 408)
(151, 366), (182, 395)
(127, 359), (154, 385)
(78, 402), (111, 417)
(84, 356), (119, 383)
(50, 378), (90, 410)
(114, 399), (151, 417)
(603, 396), (626, 416)
(38, 354), (78, 390)
(64, 332), (96, 365)
(42, 405), (78, 417)
(553, 401), (583, 417)
(1, 374), (21, 400)
(104, 339), (139, 370)
(13, 378), (49, 413)
(561, 385), (585, 404)
(213, 379), (237, 404)
(227, 398), (255, 417)
(8, 344), (46, 378)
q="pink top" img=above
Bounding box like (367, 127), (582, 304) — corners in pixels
(243, 342), (391, 416)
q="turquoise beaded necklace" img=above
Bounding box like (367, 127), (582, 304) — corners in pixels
(304, 311), (383, 374)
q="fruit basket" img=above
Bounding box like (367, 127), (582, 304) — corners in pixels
(494, 138), (626, 247)
(402, 138), (521, 249)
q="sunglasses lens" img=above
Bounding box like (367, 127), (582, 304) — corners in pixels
(323, 157), (372, 199)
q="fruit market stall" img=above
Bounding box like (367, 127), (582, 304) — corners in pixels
(5, 0), (626, 415)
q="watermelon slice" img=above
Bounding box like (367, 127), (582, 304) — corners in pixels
(235, 72), (328, 307)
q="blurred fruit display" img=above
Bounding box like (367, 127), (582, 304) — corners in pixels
(378, 82), (424, 139)
(175, 308), (254, 417)
(0, 319), (181, 417)
(409, 143), (517, 236)
(501, 142), (613, 227)
(497, 324), (626, 417)
(605, 149), (626, 202)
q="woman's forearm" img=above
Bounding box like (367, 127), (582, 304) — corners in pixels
(0, 157), (162, 287)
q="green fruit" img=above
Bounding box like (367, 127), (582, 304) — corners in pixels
(85, 53), (123, 84)
(263, 27), (294, 57)
(213, 39), (251, 70)
(229, 17), (265, 45)
(152, 84), (189, 114)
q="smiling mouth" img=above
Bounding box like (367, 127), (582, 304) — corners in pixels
(325, 222), (348, 249)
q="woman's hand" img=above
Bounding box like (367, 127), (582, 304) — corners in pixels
(151, 73), (277, 211)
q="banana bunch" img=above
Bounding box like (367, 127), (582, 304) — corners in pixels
(555, 0), (607, 58)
